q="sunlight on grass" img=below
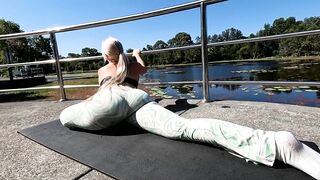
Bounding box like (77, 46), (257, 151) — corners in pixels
(0, 78), (99, 101)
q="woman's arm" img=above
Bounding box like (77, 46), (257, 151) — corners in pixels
(132, 49), (147, 75)
(132, 49), (145, 67)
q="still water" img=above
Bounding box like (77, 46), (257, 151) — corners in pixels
(142, 59), (320, 107)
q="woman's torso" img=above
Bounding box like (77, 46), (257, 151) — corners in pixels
(98, 62), (145, 87)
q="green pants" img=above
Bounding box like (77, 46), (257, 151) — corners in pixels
(127, 102), (276, 166)
(60, 87), (276, 166)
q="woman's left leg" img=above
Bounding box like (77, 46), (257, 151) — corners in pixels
(127, 102), (276, 166)
(127, 102), (320, 179)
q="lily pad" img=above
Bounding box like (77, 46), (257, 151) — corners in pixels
(298, 86), (311, 89)
(277, 88), (291, 92)
(264, 88), (275, 91)
(164, 70), (184, 74)
(304, 89), (319, 92)
(283, 66), (298, 69)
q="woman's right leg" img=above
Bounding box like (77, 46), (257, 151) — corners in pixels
(275, 131), (320, 179)
(127, 102), (320, 179)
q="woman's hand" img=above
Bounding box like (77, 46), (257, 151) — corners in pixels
(132, 49), (141, 58)
(132, 49), (145, 68)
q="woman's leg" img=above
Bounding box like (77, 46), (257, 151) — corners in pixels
(275, 131), (320, 179)
(127, 102), (276, 165)
(60, 87), (131, 130)
(127, 102), (320, 179)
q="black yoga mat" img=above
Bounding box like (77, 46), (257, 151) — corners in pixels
(18, 120), (313, 180)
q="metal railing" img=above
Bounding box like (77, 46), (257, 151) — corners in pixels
(0, 0), (226, 101)
(0, 0), (225, 40)
(1, 0), (320, 101)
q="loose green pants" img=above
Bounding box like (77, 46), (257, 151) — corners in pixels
(127, 102), (276, 166)
(60, 87), (276, 166)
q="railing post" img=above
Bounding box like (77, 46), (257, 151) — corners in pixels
(200, 1), (210, 102)
(49, 32), (66, 101)
(5, 48), (14, 81)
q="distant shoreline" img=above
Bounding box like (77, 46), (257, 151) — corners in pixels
(149, 55), (320, 68)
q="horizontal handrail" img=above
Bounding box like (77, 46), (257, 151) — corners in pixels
(141, 44), (201, 54)
(208, 81), (320, 86)
(0, 0), (225, 40)
(208, 29), (320, 47)
(0, 59), (56, 68)
(2, 28), (320, 69)
(1, 81), (319, 93)
(142, 81), (320, 86)
(0, 84), (99, 93)
(0, 85), (61, 93)
(59, 56), (103, 63)
(0, 56), (104, 69)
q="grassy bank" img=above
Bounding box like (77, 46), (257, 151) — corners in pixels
(0, 77), (156, 102)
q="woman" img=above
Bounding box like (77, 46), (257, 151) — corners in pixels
(60, 37), (320, 179)
(97, 37), (147, 88)
(60, 37), (150, 130)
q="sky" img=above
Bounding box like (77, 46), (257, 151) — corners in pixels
(1, 0), (320, 56)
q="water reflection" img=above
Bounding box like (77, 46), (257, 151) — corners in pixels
(142, 59), (320, 107)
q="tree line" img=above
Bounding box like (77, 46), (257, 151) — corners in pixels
(1, 16), (320, 76)
(141, 16), (320, 65)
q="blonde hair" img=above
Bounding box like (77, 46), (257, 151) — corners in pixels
(100, 37), (128, 89)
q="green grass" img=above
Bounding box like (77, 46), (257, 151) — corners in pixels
(0, 77), (100, 102)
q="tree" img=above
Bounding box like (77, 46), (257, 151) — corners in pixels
(133, 16), (320, 65)
(79, 47), (102, 71)
(1, 20), (53, 63)
(61, 53), (81, 72)
(167, 32), (193, 47)
(68, 53), (81, 58)
(152, 40), (171, 64)
(0, 19), (25, 79)
(29, 35), (52, 60)
(81, 47), (101, 57)
(126, 48), (133, 53)
(221, 28), (244, 41)
(167, 32), (194, 64)
(212, 28), (245, 60)
(141, 45), (154, 66)
(236, 45), (251, 59)
(153, 40), (168, 50)
(195, 36), (201, 44)
(0, 19), (24, 64)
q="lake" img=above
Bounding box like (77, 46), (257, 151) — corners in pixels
(142, 59), (320, 107)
